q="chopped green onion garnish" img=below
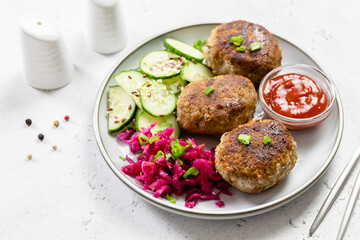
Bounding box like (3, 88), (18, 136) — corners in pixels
(138, 133), (149, 146)
(166, 194), (177, 204)
(177, 159), (183, 166)
(157, 123), (173, 132)
(230, 35), (243, 46)
(119, 156), (126, 161)
(263, 136), (273, 145)
(153, 150), (165, 162)
(194, 40), (201, 47)
(149, 136), (160, 144)
(184, 139), (193, 150)
(166, 153), (173, 161)
(193, 40), (207, 52)
(204, 85), (215, 95)
(238, 134), (252, 145)
(170, 139), (185, 160)
(237, 46), (246, 52)
(250, 41), (262, 51)
(183, 167), (200, 179)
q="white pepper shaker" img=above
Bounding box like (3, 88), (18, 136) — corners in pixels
(85, 0), (127, 54)
(19, 16), (73, 90)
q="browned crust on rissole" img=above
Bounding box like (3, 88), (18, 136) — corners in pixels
(177, 74), (257, 136)
(215, 119), (297, 193)
(205, 20), (282, 87)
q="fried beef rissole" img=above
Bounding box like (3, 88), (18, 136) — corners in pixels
(215, 120), (298, 193)
(204, 20), (282, 87)
(177, 74), (257, 136)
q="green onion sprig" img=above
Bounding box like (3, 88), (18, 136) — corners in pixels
(166, 194), (177, 204)
(204, 86), (215, 95)
(230, 35), (243, 46)
(149, 136), (160, 144)
(153, 150), (165, 162)
(237, 46), (246, 52)
(250, 41), (262, 51)
(183, 167), (200, 179)
(166, 153), (173, 161)
(170, 139), (185, 160)
(138, 133), (149, 146)
(263, 136), (273, 145)
(184, 139), (193, 150)
(238, 134), (252, 145)
(193, 40), (207, 52)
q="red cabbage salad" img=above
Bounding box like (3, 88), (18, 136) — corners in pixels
(117, 123), (232, 208)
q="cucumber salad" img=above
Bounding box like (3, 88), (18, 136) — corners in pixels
(107, 38), (214, 136)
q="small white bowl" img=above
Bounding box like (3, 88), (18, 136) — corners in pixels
(258, 64), (336, 130)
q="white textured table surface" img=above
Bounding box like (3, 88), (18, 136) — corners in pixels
(1, 0), (360, 239)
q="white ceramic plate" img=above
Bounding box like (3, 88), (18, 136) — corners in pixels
(94, 23), (344, 219)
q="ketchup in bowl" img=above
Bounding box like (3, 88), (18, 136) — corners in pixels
(259, 64), (336, 130)
(263, 73), (328, 119)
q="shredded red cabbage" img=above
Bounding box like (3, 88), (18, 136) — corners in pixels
(118, 123), (231, 208)
(215, 200), (225, 207)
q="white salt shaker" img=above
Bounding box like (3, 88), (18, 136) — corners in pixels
(19, 16), (73, 90)
(85, 0), (127, 54)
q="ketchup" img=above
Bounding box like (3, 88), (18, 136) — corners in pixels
(263, 73), (328, 118)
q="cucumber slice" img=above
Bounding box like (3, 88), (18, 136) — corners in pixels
(180, 61), (214, 83)
(114, 70), (148, 109)
(140, 50), (184, 79)
(162, 75), (187, 94)
(108, 86), (136, 133)
(164, 38), (204, 62)
(139, 80), (176, 117)
(136, 110), (180, 139)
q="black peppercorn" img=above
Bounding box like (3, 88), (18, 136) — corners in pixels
(38, 133), (44, 141)
(25, 119), (32, 126)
